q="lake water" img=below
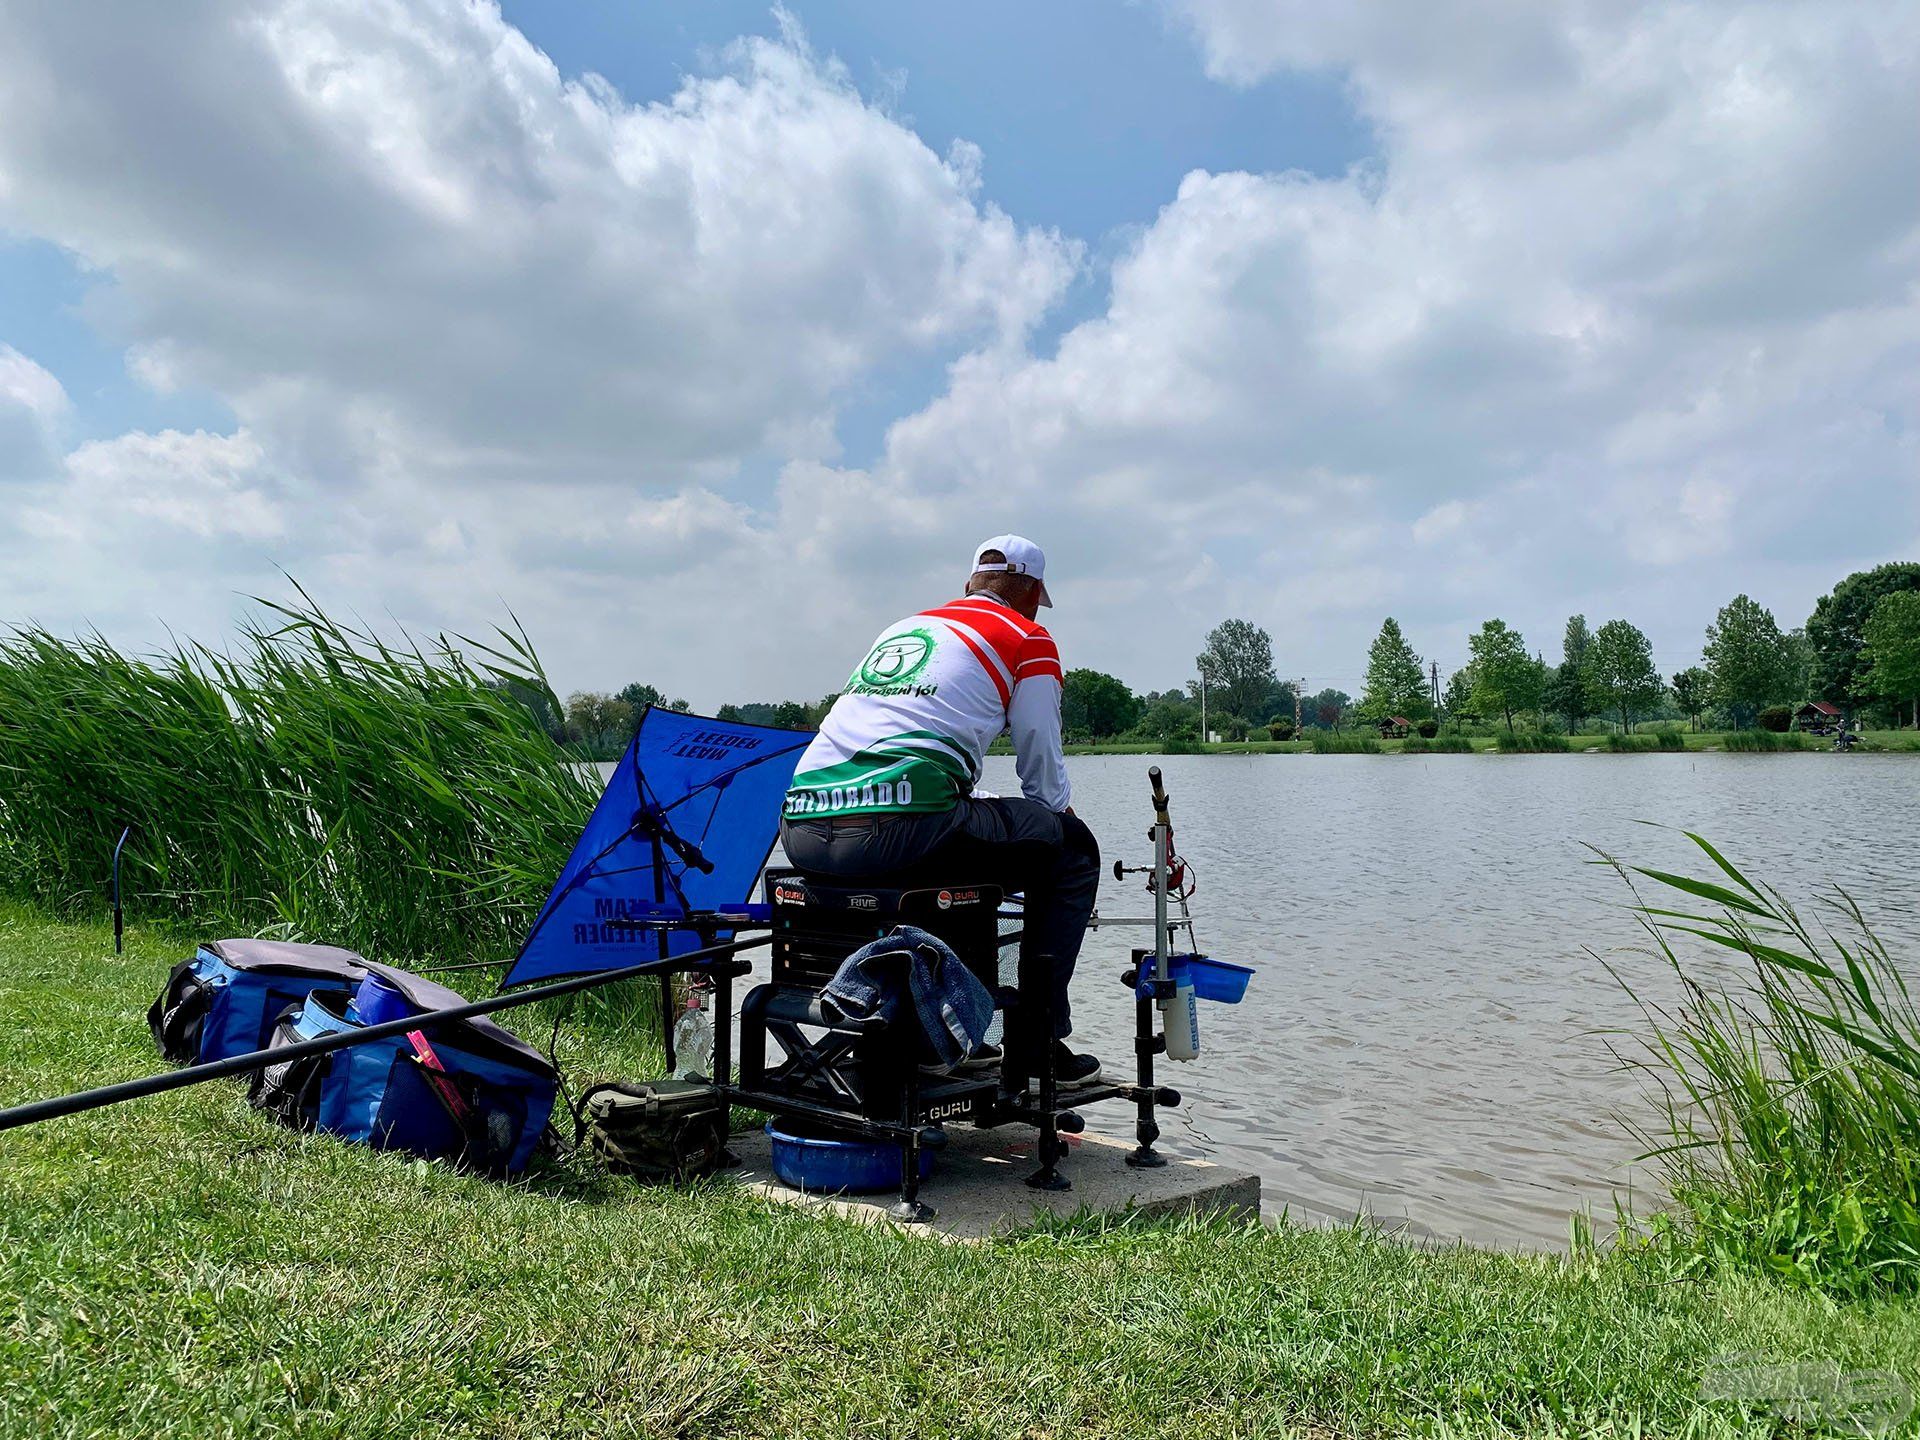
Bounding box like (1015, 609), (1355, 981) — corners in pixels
(998, 751), (1919, 1249)
(623, 751), (1918, 1249)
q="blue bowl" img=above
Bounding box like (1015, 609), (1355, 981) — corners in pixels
(1133, 954), (1255, 1004)
(353, 972), (416, 1028)
(1185, 955), (1254, 1004)
(765, 1119), (936, 1194)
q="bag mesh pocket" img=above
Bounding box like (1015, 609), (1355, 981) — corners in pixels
(147, 960), (212, 1065)
(247, 1009), (329, 1131)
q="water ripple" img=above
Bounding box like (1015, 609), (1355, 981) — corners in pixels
(979, 751), (1920, 1249)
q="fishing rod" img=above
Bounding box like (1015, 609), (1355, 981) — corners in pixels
(0, 930), (770, 1135)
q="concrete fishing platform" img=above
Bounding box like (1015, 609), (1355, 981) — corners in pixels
(728, 1125), (1261, 1241)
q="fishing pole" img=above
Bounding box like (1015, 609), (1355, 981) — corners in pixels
(0, 930), (770, 1135)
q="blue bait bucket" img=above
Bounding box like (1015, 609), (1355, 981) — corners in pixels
(765, 1119), (936, 1194)
(1134, 954), (1254, 1004)
(352, 972), (415, 1028)
(1185, 955), (1254, 1004)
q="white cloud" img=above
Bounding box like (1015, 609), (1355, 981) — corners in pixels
(0, 345), (69, 482)
(1412, 501), (1469, 546)
(0, 0), (1080, 682)
(0, 0), (1073, 488)
(802, 0), (1920, 685)
(2, 427), (297, 635)
(39, 429), (288, 543)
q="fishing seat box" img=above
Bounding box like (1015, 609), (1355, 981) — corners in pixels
(149, 938), (368, 1065)
(249, 965), (559, 1175)
(764, 870), (1004, 990)
(743, 871), (1009, 1116)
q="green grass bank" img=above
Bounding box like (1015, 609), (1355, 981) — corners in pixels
(7, 905), (1920, 1438)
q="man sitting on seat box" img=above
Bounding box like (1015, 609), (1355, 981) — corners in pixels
(779, 534), (1103, 1081)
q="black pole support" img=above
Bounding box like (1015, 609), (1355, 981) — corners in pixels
(1025, 948), (1070, 1192)
(110, 826), (133, 957)
(1125, 949), (1167, 1169)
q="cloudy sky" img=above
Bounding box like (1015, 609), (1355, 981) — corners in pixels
(1, 0), (1914, 706)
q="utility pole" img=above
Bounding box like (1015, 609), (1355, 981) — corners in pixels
(1293, 677), (1305, 739)
(1430, 660), (1440, 717)
(1197, 660), (1209, 743)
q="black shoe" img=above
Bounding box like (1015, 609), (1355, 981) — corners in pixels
(1051, 1042), (1102, 1085)
(998, 1041), (1101, 1090)
(921, 1042), (1003, 1076)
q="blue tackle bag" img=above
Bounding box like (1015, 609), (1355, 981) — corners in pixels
(149, 939), (368, 1064)
(246, 965), (558, 1175)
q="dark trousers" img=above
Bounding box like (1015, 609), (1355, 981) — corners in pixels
(780, 799), (1100, 1047)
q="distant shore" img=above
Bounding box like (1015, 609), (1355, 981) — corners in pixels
(1019, 729), (1920, 757)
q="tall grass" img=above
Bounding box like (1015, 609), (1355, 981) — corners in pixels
(1604, 833), (1920, 1296)
(1402, 735), (1474, 753)
(1603, 730), (1686, 753)
(1494, 732), (1570, 753)
(0, 593), (598, 963)
(1310, 732), (1382, 754)
(1722, 729), (1809, 752)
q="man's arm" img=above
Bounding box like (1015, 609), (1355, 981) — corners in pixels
(1008, 632), (1071, 812)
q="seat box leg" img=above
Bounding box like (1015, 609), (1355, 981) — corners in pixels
(889, 1066), (934, 1223)
(1024, 949), (1070, 1192)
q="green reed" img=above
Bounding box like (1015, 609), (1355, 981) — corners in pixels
(1722, 729), (1810, 752)
(1603, 832), (1920, 1296)
(1604, 731), (1686, 753)
(0, 592), (598, 964)
(1310, 732), (1383, 754)
(1494, 732), (1570, 753)
(1402, 735), (1474, 753)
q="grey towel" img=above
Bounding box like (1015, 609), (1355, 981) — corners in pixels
(820, 924), (994, 1072)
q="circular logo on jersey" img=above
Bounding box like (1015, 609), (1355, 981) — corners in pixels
(936, 890), (953, 910)
(857, 628), (935, 686)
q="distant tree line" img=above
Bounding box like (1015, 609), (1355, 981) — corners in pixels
(490, 679), (694, 759)
(1063, 560), (1919, 743)
(500, 562), (1919, 755)
(1379, 561), (1920, 738)
(713, 697), (838, 731)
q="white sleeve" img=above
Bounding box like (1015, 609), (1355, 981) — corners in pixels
(1008, 674), (1071, 812)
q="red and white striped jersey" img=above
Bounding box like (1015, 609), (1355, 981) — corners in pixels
(786, 593), (1070, 818)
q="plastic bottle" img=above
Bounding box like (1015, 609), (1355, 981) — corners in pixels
(672, 992), (714, 1081)
(1163, 974), (1201, 1062)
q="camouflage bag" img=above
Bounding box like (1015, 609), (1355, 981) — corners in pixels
(575, 1079), (728, 1181)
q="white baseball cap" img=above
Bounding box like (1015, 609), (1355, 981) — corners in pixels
(971, 534), (1052, 608)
